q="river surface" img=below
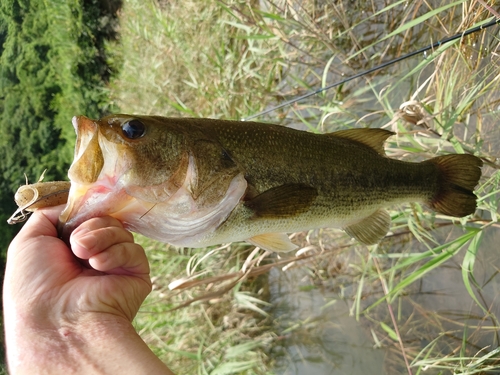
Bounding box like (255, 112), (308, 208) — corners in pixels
(268, 226), (500, 374)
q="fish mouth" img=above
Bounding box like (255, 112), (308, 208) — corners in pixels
(57, 116), (129, 244)
(57, 184), (92, 244)
(57, 182), (133, 244)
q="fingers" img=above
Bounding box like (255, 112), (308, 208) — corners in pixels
(71, 216), (134, 258)
(70, 216), (150, 276)
(88, 242), (150, 275)
(13, 205), (65, 243)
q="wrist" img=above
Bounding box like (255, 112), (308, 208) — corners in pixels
(5, 311), (173, 375)
(5, 310), (130, 374)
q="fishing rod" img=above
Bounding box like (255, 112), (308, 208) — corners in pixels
(243, 17), (500, 121)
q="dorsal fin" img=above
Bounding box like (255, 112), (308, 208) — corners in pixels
(328, 128), (394, 155)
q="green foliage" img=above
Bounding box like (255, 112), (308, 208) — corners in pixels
(0, 0), (118, 366)
(0, 0), (118, 255)
(0, 0), (65, 237)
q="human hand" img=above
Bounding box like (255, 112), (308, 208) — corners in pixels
(4, 205), (151, 325)
(3, 206), (173, 374)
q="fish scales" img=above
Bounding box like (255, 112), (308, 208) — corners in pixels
(57, 115), (483, 251)
(198, 120), (436, 213)
(196, 127), (435, 245)
(195, 119), (432, 194)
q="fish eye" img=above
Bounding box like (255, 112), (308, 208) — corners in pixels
(122, 119), (146, 139)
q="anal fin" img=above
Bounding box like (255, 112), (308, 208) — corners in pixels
(247, 232), (298, 252)
(344, 209), (390, 245)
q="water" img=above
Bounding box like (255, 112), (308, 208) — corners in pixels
(267, 225), (500, 374)
(268, 266), (386, 374)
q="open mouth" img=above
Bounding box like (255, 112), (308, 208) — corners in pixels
(57, 116), (106, 244)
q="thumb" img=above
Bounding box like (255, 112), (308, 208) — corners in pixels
(12, 205), (65, 244)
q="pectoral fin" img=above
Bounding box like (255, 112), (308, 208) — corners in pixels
(344, 209), (390, 245)
(247, 232), (298, 252)
(244, 184), (317, 218)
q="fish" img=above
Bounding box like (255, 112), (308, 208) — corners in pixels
(57, 115), (483, 252)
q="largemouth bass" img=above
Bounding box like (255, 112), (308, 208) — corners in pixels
(58, 115), (482, 252)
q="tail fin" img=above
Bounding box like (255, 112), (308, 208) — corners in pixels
(425, 154), (482, 217)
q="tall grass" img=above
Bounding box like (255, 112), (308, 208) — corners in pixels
(109, 0), (500, 373)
